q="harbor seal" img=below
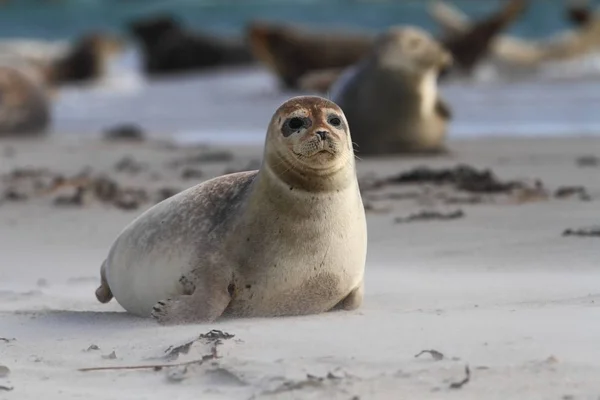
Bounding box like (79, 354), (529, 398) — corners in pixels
(258, 0), (524, 94)
(438, 0), (528, 77)
(95, 95), (367, 325)
(246, 20), (373, 89)
(129, 13), (255, 76)
(0, 64), (50, 136)
(331, 26), (452, 155)
(429, 0), (600, 70)
(43, 32), (125, 86)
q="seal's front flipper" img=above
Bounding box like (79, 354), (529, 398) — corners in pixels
(331, 280), (364, 312)
(150, 283), (232, 325)
(95, 260), (113, 303)
(435, 97), (452, 120)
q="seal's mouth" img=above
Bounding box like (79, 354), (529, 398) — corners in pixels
(293, 148), (334, 158)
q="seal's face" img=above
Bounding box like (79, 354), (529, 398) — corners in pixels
(267, 96), (353, 172)
(375, 26), (452, 73)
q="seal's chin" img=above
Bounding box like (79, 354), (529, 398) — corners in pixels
(292, 148), (338, 166)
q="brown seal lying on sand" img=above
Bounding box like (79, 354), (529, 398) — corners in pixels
(129, 13), (255, 77)
(246, 20), (373, 90)
(95, 95), (367, 325)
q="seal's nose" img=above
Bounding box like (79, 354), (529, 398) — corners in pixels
(316, 130), (328, 140)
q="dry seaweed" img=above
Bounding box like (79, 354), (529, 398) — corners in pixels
(264, 371), (344, 395)
(554, 186), (591, 201)
(181, 168), (203, 179)
(103, 124), (145, 141)
(163, 329), (235, 361)
(563, 227), (600, 237)
(449, 365), (471, 389)
(385, 165), (525, 194)
(79, 331), (231, 373)
(576, 155), (599, 167)
(415, 349), (445, 360)
(114, 156), (145, 174)
(395, 210), (464, 224)
(168, 150), (234, 168)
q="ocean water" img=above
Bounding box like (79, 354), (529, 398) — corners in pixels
(3, 0), (600, 143)
(0, 0), (599, 40)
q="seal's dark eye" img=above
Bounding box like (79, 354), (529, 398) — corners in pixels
(288, 117), (304, 130)
(329, 117), (341, 127)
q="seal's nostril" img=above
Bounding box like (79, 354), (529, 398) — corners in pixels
(316, 131), (328, 140)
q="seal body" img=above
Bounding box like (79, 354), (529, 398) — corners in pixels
(129, 13), (254, 76)
(331, 26), (452, 155)
(430, 0), (600, 70)
(45, 32), (124, 86)
(246, 20), (373, 89)
(96, 96), (367, 324)
(0, 64), (50, 136)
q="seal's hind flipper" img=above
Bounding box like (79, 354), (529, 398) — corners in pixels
(95, 260), (113, 303)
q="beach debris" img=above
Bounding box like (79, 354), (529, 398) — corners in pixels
(114, 156), (145, 174)
(444, 195), (484, 205)
(102, 123), (145, 142)
(264, 371), (344, 395)
(79, 329), (234, 373)
(86, 344), (100, 352)
(36, 278), (48, 287)
(102, 351), (117, 360)
(224, 159), (262, 175)
(113, 188), (149, 210)
(395, 210), (464, 224)
(163, 329), (235, 360)
(199, 329), (235, 341)
(576, 155), (599, 167)
(53, 186), (87, 206)
(0, 338), (15, 343)
(0, 167), (167, 210)
(366, 165), (550, 202)
(0, 365), (10, 377)
(155, 187), (182, 203)
(204, 367), (248, 387)
(166, 366), (188, 383)
(0, 385), (13, 391)
(554, 186), (591, 201)
(1, 167), (63, 202)
(168, 150), (234, 168)
(163, 340), (196, 360)
(415, 349), (445, 361)
(181, 167), (203, 180)
(385, 164), (526, 194)
(79, 342), (221, 373)
(363, 201), (392, 214)
(449, 365), (471, 389)
(563, 227), (600, 237)
(544, 355), (559, 364)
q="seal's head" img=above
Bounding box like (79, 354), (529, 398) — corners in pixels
(374, 26), (452, 74)
(264, 96), (354, 185)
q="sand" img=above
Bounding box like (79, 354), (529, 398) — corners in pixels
(1, 135), (599, 400)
